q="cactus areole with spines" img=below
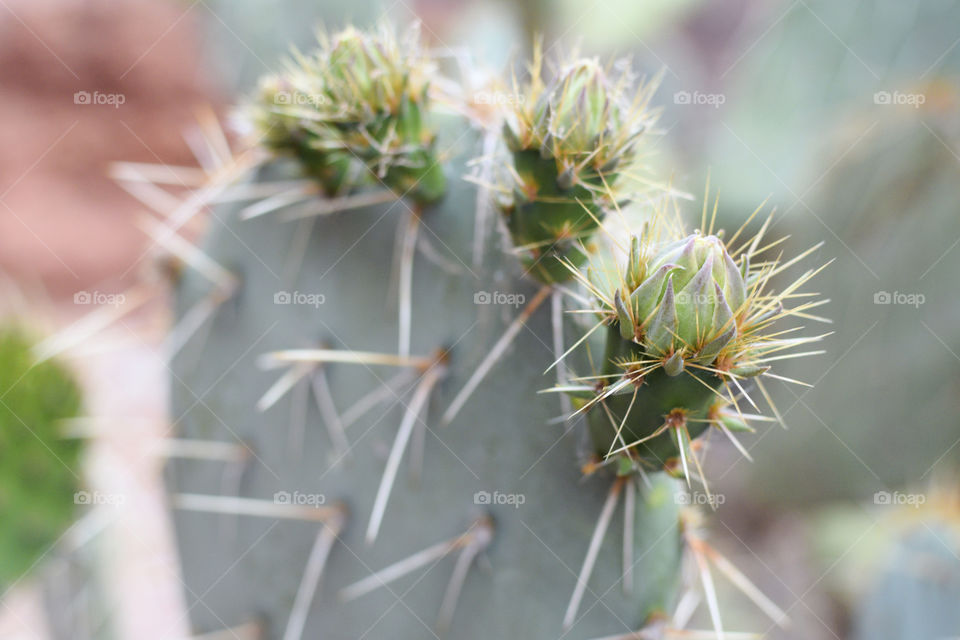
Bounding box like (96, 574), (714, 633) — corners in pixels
(251, 23), (446, 206)
(501, 51), (656, 283)
(563, 211), (826, 476)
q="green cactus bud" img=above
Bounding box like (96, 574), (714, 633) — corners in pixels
(249, 23), (446, 206)
(249, 76), (358, 196)
(541, 60), (610, 164)
(564, 208), (828, 481)
(615, 232), (748, 372)
(497, 46), (658, 284)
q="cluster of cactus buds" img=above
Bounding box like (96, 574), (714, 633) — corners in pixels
(123, 19), (834, 638)
(499, 47), (657, 283)
(250, 22), (446, 205)
(563, 208), (828, 479)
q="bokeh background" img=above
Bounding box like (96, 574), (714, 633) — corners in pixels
(1, 0), (959, 638)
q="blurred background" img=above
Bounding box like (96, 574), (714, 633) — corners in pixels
(1, 0), (959, 638)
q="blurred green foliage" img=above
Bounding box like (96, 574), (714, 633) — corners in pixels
(0, 328), (83, 586)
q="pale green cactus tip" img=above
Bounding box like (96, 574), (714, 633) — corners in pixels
(615, 232), (747, 371)
(497, 42), (660, 284)
(250, 21), (446, 206)
(562, 202), (831, 484)
(503, 45), (656, 182)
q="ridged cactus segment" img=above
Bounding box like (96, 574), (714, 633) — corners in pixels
(251, 22), (446, 205)
(500, 48), (657, 283)
(620, 233), (746, 369)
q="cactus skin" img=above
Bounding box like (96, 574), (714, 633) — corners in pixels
(0, 328), (83, 586)
(585, 333), (716, 463)
(853, 524), (960, 640)
(167, 114), (686, 638)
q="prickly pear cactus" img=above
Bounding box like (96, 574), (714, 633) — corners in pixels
(853, 524), (960, 640)
(0, 327), (84, 586)
(851, 487), (960, 640)
(164, 22), (822, 640)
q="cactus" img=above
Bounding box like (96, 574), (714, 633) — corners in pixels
(137, 22), (828, 640)
(0, 327), (84, 586)
(853, 524), (960, 639)
(807, 485), (960, 640)
(564, 209), (827, 483)
(498, 44), (657, 284)
(250, 22), (445, 205)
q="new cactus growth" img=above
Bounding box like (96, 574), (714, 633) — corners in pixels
(500, 46), (657, 284)
(561, 203), (828, 486)
(442, 48), (658, 424)
(251, 22), (445, 205)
